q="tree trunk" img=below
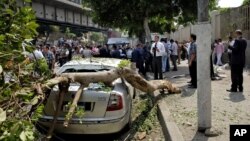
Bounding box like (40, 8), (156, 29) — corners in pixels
(138, 31), (145, 44)
(197, 0), (209, 22)
(61, 68), (181, 94)
(143, 15), (151, 43)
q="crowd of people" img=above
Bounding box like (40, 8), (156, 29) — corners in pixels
(29, 36), (189, 74)
(29, 29), (247, 92)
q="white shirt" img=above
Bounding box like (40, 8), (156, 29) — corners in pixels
(126, 49), (133, 59)
(171, 42), (178, 56)
(29, 49), (44, 60)
(150, 42), (165, 57)
(228, 40), (235, 53)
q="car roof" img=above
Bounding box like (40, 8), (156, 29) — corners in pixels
(56, 58), (123, 74)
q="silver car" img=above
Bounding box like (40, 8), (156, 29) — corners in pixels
(39, 58), (134, 134)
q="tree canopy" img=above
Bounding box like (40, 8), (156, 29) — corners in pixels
(84, 0), (218, 41)
(243, 0), (250, 5)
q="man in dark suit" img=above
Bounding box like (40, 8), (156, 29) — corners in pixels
(227, 30), (247, 92)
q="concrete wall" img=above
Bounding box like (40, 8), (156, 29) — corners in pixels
(170, 5), (250, 67)
(246, 41), (250, 68)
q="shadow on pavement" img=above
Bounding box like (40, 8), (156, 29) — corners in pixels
(191, 131), (209, 141)
(177, 83), (197, 97)
(227, 92), (246, 102)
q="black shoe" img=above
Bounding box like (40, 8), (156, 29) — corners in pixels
(211, 77), (216, 81)
(188, 85), (197, 88)
(238, 88), (243, 92)
(226, 89), (237, 92)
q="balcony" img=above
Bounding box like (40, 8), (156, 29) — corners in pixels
(32, 0), (89, 12)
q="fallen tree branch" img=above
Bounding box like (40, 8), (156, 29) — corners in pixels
(41, 77), (69, 91)
(46, 83), (69, 140)
(61, 68), (181, 94)
(63, 84), (84, 127)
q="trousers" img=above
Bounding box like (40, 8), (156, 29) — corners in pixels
(231, 64), (244, 91)
(190, 61), (197, 87)
(153, 56), (163, 79)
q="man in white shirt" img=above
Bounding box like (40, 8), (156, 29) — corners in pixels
(150, 35), (165, 79)
(29, 45), (44, 60)
(170, 39), (178, 71)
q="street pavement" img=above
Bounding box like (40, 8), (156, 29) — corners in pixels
(158, 60), (250, 141)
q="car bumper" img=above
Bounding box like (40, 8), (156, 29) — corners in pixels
(38, 114), (129, 134)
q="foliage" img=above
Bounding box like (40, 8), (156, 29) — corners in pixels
(65, 27), (76, 38)
(0, 0), (50, 140)
(83, 0), (218, 38)
(89, 32), (105, 44)
(118, 60), (131, 68)
(97, 82), (112, 92)
(131, 94), (157, 134)
(64, 102), (85, 124)
(243, 0), (250, 5)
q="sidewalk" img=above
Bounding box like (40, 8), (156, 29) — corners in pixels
(153, 60), (250, 141)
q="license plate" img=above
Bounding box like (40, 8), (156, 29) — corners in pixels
(62, 101), (89, 112)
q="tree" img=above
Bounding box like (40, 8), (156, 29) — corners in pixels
(84, 0), (218, 42)
(0, 1), (181, 140)
(89, 32), (105, 44)
(243, 0), (250, 5)
(65, 27), (76, 39)
(0, 0), (50, 140)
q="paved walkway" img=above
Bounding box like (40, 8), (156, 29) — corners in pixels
(151, 60), (250, 141)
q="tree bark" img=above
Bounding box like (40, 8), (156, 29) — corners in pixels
(61, 68), (181, 94)
(143, 11), (152, 43)
(42, 77), (69, 90)
(197, 0), (209, 22)
(63, 84), (84, 127)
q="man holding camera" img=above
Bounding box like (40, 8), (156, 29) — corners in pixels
(150, 35), (165, 79)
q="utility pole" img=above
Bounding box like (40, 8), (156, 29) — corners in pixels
(196, 0), (212, 131)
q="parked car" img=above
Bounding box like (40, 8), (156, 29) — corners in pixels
(38, 58), (135, 134)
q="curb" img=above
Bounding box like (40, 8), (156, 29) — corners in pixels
(153, 92), (184, 141)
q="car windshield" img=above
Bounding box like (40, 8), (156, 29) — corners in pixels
(62, 68), (110, 73)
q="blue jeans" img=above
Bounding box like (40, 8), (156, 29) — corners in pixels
(166, 57), (170, 71)
(162, 55), (167, 72)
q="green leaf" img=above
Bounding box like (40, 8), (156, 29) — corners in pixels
(30, 96), (38, 105)
(19, 131), (27, 141)
(118, 60), (131, 68)
(0, 108), (6, 123)
(19, 126), (35, 141)
(24, 0), (32, 3)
